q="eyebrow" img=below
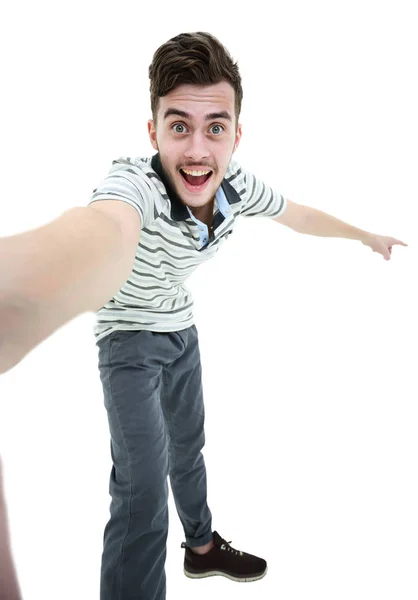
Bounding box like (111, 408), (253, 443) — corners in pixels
(163, 108), (232, 122)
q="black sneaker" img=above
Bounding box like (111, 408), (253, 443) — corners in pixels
(181, 530), (267, 582)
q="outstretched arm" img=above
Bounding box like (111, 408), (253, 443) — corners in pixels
(273, 200), (408, 260)
(0, 203), (140, 374)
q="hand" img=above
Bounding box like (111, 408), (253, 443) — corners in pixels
(362, 234), (408, 261)
(0, 456), (23, 600)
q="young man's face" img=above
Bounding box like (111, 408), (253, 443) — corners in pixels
(148, 81), (242, 210)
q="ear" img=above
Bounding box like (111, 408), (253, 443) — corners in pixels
(233, 123), (242, 152)
(148, 119), (158, 151)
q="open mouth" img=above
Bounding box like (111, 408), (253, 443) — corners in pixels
(179, 168), (213, 192)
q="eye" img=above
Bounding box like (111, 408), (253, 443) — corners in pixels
(210, 124), (224, 135)
(172, 123), (187, 134)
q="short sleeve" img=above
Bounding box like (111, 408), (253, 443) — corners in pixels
(239, 166), (288, 219)
(87, 157), (158, 229)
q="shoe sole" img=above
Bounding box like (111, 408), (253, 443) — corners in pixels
(184, 566), (267, 582)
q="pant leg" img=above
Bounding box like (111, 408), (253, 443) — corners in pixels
(96, 329), (187, 600)
(160, 325), (213, 549)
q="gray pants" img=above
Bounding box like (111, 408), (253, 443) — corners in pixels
(96, 325), (213, 600)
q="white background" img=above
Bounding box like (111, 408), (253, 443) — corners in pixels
(1, 1), (417, 599)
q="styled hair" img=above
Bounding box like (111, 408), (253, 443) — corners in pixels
(148, 32), (243, 130)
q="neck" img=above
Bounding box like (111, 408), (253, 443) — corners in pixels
(189, 199), (214, 227)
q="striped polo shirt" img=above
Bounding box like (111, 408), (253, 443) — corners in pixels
(87, 152), (288, 342)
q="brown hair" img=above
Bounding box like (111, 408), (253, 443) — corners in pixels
(148, 32), (243, 131)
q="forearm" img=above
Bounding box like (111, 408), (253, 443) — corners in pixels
(299, 206), (372, 243)
(0, 207), (131, 373)
(0, 294), (66, 375)
(1, 207), (124, 311)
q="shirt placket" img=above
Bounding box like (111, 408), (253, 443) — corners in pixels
(187, 210), (211, 248)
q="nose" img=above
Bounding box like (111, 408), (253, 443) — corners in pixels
(184, 131), (210, 162)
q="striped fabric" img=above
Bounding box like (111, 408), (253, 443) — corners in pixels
(87, 152), (288, 342)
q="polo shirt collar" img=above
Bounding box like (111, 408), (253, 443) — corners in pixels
(151, 152), (240, 222)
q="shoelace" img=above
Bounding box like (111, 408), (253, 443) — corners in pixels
(220, 540), (243, 556)
(181, 538), (244, 556)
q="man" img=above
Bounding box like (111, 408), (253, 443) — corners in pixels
(0, 31), (407, 600)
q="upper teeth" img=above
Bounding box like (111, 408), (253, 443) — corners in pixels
(182, 169), (211, 176)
